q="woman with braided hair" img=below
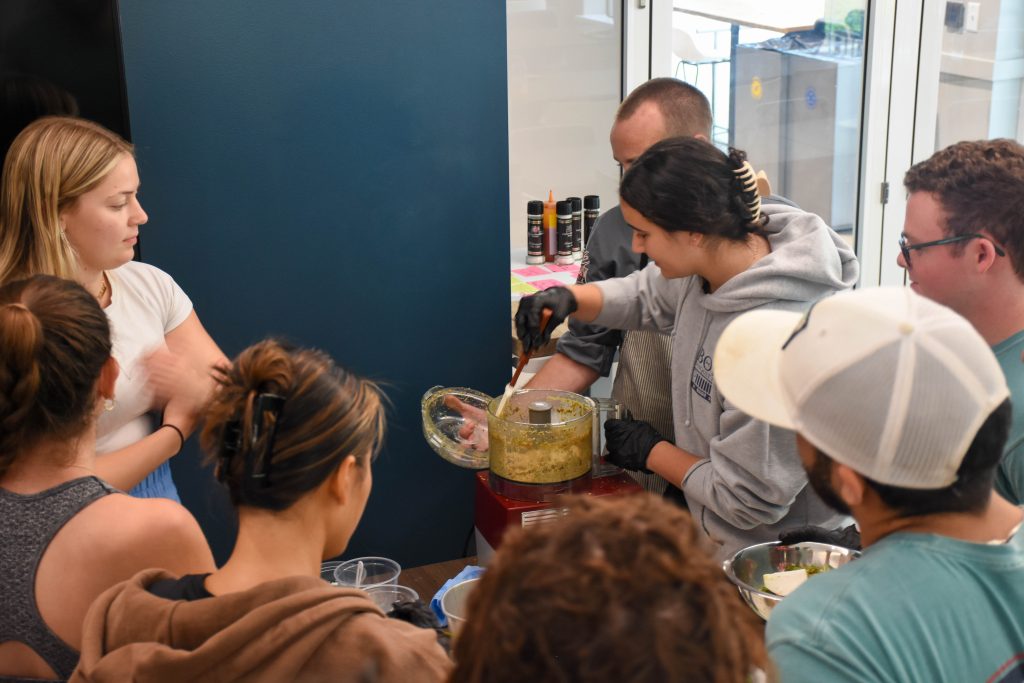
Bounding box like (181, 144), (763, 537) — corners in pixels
(515, 137), (859, 559)
(71, 339), (451, 683)
(0, 275), (213, 682)
(450, 493), (769, 683)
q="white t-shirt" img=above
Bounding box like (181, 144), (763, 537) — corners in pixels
(95, 261), (193, 454)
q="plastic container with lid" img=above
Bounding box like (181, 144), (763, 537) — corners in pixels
(555, 200), (574, 265)
(583, 195), (600, 247)
(526, 200), (545, 265)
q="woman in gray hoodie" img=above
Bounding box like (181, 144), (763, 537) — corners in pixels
(516, 137), (859, 559)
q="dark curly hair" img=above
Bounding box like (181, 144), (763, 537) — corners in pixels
(619, 137), (768, 244)
(904, 138), (1024, 281)
(450, 493), (768, 683)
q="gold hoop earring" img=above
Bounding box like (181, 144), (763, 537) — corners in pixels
(103, 398), (115, 412)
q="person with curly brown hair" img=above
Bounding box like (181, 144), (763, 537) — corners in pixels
(899, 139), (1024, 503)
(449, 493), (769, 683)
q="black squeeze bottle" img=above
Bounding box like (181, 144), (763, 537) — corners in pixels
(568, 196), (583, 261)
(555, 200), (574, 265)
(526, 200), (544, 265)
(583, 195), (600, 247)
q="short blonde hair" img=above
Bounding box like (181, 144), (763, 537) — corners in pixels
(0, 116), (133, 283)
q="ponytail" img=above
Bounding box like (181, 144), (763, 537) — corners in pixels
(0, 303), (44, 476)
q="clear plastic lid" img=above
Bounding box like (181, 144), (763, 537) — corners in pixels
(421, 385), (492, 469)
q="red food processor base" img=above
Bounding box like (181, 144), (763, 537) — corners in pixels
(474, 470), (643, 564)
(487, 470), (592, 503)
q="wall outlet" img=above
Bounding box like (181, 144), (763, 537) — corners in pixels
(965, 2), (980, 32)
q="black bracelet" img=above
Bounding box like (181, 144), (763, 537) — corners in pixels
(160, 423), (186, 455)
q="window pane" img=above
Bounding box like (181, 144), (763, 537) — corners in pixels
(673, 1), (868, 246)
(933, 1), (1024, 150)
(507, 0), (622, 249)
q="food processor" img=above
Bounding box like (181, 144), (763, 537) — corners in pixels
(422, 385), (642, 561)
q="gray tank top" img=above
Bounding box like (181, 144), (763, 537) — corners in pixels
(0, 476), (116, 682)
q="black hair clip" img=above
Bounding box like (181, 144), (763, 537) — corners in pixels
(247, 393), (285, 486)
(216, 419), (243, 482)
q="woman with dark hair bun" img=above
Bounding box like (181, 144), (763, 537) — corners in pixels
(450, 494), (769, 683)
(0, 275), (213, 683)
(516, 137), (859, 559)
(72, 340), (451, 683)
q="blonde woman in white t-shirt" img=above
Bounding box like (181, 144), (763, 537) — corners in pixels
(0, 116), (227, 501)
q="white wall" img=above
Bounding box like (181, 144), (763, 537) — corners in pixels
(506, 0), (622, 248)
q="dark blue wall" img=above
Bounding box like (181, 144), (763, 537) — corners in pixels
(118, 2), (509, 567)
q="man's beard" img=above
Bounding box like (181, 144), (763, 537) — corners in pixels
(808, 450), (853, 516)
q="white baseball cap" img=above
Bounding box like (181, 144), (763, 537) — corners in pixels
(713, 287), (1009, 489)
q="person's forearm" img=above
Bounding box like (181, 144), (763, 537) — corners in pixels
(525, 353), (601, 393)
(569, 284), (604, 322)
(647, 441), (702, 490)
(93, 427), (184, 490)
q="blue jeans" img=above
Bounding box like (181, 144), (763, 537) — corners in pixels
(128, 460), (181, 502)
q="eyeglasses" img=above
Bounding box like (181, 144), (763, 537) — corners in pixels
(899, 232), (1006, 268)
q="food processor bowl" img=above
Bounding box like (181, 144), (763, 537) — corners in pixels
(486, 389), (594, 501)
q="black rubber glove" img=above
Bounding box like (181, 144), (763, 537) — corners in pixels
(386, 599), (452, 653)
(604, 418), (667, 474)
(515, 287), (577, 354)
(778, 524), (862, 551)
(386, 599), (439, 628)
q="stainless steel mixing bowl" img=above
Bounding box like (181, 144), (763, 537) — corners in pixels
(722, 541), (860, 620)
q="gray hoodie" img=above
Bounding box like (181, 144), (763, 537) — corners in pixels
(592, 203), (859, 558)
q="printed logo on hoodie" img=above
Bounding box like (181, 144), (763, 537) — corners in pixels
(691, 346), (713, 402)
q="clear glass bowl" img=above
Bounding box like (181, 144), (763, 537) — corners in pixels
(421, 385), (492, 469)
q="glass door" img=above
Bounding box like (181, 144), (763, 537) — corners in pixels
(871, 0), (1023, 286)
(658, 1), (869, 252)
(923, 0), (1023, 155)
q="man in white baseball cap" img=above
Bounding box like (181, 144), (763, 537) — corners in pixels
(715, 286), (1024, 683)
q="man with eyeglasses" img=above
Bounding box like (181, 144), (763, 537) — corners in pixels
(898, 138), (1024, 504)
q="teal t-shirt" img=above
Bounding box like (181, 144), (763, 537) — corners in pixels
(766, 528), (1024, 683)
(995, 330), (1024, 504)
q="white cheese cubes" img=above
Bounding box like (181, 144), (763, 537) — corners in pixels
(763, 568), (808, 596)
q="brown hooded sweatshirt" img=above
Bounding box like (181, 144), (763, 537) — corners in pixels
(69, 569), (452, 683)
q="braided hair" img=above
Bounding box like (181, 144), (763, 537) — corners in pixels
(0, 275), (111, 477)
(619, 137), (768, 242)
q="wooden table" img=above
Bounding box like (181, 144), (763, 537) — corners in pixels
(401, 556), (479, 603)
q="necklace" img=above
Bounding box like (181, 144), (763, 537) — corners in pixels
(96, 272), (108, 300)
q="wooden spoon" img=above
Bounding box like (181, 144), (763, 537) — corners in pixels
(497, 309), (553, 417)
